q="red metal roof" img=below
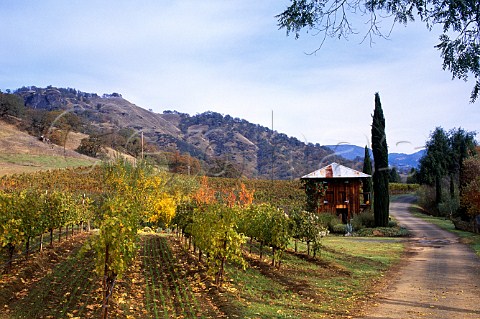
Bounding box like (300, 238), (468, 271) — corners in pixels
(301, 162), (371, 179)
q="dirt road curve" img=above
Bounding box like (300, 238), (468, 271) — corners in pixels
(361, 195), (480, 319)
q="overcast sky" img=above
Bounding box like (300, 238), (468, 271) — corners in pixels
(1, 1), (478, 154)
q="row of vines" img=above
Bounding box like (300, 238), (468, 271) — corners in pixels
(0, 166), (103, 270)
(0, 189), (93, 270)
(173, 177), (331, 286)
(1, 162), (332, 318)
(0, 161), (193, 318)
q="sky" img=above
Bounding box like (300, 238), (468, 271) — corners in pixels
(1, 0), (478, 154)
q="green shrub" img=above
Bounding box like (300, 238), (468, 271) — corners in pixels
(416, 185), (438, 214)
(387, 220), (397, 228)
(332, 224), (347, 234)
(438, 195), (459, 218)
(351, 210), (375, 230)
(356, 226), (409, 237)
(317, 212), (341, 231)
(416, 183), (460, 218)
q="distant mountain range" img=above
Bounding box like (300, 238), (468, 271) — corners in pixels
(325, 144), (425, 171)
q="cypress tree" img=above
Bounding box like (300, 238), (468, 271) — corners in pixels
(371, 93), (389, 227)
(362, 146), (373, 204)
(418, 127), (450, 206)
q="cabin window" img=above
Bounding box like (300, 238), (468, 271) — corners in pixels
(325, 191), (334, 204)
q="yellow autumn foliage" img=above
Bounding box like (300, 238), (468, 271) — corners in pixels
(148, 193), (176, 226)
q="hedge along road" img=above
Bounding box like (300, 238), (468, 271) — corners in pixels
(361, 195), (480, 319)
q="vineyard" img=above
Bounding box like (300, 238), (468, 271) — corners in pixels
(0, 161), (405, 318)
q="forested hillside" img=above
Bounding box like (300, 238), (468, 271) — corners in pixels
(5, 86), (353, 179)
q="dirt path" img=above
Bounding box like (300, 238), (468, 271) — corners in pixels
(361, 195), (480, 319)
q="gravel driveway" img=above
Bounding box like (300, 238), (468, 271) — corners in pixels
(361, 195), (480, 319)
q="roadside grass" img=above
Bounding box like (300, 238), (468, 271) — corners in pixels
(225, 236), (405, 318)
(409, 203), (480, 256)
(0, 153), (96, 175)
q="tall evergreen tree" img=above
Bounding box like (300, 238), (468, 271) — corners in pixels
(418, 127), (450, 205)
(418, 127), (476, 214)
(371, 93), (389, 227)
(362, 145), (373, 204)
(388, 167), (402, 183)
(448, 128), (477, 196)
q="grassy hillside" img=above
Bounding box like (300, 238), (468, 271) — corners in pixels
(12, 87), (354, 179)
(0, 120), (96, 175)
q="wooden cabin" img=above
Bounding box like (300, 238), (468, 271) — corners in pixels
(301, 162), (371, 223)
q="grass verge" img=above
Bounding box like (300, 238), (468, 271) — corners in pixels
(224, 236), (404, 318)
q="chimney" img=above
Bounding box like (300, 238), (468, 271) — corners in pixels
(326, 165), (333, 178)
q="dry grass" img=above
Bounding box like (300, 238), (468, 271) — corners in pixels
(63, 130), (89, 150)
(0, 120), (96, 175)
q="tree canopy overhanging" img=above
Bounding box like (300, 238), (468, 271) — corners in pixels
(277, 0), (480, 102)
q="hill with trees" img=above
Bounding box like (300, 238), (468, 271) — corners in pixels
(4, 86), (354, 179)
